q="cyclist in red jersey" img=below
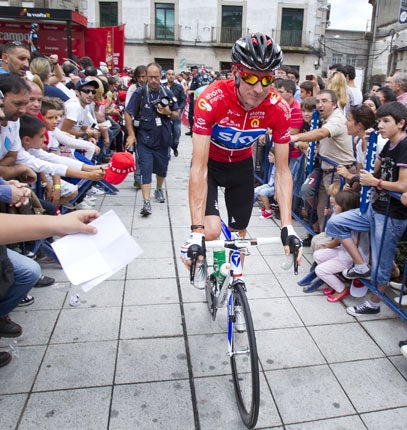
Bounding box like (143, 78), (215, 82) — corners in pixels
(181, 33), (303, 267)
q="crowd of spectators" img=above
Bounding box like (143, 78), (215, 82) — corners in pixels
(0, 37), (406, 367)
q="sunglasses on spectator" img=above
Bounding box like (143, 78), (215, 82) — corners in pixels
(80, 88), (97, 95)
(4, 41), (28, 50)
(237, 69), (275, 87)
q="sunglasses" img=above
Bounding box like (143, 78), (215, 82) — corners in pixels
(80, 88), (97, 95)
(4, 41), (28, 51)
(237, 69), (275, 87)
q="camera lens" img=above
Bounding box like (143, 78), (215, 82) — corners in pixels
(160, 98), (169, 107)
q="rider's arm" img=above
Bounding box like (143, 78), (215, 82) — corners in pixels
(273, 141), (293, 228)
(189, 133), (211, 233)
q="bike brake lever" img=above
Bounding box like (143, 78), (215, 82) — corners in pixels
(188, 244), (201, 284)
(291, 238), (301, 275)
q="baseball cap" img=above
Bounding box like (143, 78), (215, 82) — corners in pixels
(104, 152), (135, 185)
(75, 77), (100, 90)
(350, 278), (368, 298)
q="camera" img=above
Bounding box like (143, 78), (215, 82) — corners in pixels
(152, 95), (177, 111)
(305, 74), (313, 81)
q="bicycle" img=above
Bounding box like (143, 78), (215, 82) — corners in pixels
(189, 220), (300, 429)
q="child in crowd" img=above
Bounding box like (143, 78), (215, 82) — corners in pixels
(17, 115), (104, 208)
(326, 102), (407, 316)
(293, 97), (318, 242)
(254, 147), (276, 219)
(310, 182), (340, 252)
(41, 97), (98, 161)
(313, 190), (369, 302)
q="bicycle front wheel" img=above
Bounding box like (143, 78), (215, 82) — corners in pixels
(230, 282), (260, 429)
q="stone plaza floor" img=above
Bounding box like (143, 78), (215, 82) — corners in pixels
(1, 129), (407, 429)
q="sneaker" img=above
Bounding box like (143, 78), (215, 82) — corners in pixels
(346, 300), (380, 317)
(0, 316), (22, 337)
(18, 295), (35, 307)
(61, 202), (75, 211)
(399, 340), (407, 358)
(185, 130), (192, 136)
(35, 274), (55, 288)
(140, 200), (152, 216)
(25, 251), (36, 259)
(83, 196), (96, 207)
(154, 188), (165, 203)
(173, 148), (179, 157)
(88, 186), (105, 196)
(74, 201), (94, 210)
(260, 210), (273, 219)
(84, 194), (97, 202)
(302, 234), (313, 247)
(342, 266), (371, 279)
(234, 305), (246, 332)
(0, 351), (12, 368)
(258, 205), (265, 213)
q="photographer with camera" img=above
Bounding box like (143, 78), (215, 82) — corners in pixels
(125, 62), (179, 216)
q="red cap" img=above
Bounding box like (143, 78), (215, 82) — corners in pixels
(104, 152), (135, 185)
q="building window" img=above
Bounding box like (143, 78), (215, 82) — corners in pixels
(221, 5), (242, 44)
(332, 53), (343, 65)
(100, 2), (118, 27)
(346, 55), (357, 67)
(280, 8), (303, 47)
(155, 3), (175, 40)
(155, 58), (174, 71)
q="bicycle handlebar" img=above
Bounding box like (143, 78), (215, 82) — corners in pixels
(205, 237), (281, 249)
(205, 236), (300, 275)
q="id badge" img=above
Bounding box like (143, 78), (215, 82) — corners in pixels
(155, 117), (162, 127)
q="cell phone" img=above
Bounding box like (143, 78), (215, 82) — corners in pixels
(305, 74), (313, 81)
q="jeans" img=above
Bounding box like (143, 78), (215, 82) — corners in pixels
(0, 250), (40, 317)
(326, 205), (407, 287)
(171, 119), (181, 150)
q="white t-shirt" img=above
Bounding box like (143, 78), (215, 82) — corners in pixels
(63, 99), (93, 132)
(0, 120), (22, 160)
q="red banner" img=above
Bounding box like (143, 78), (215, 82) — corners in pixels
(0, 21), (86, 58)
(84, 25), (125, 71)
(0, 20), (125, 70)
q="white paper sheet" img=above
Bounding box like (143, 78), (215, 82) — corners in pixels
(51, 210), (142, 291)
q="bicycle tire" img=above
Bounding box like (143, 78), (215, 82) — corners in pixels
(230, 282), (260, 429)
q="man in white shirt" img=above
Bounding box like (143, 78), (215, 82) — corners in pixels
(60, 77), (101, 143)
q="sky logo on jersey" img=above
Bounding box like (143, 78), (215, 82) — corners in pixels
(212, 124), (265, 149)
(251, 118), (260, 128)
(198, 98), (212, 111)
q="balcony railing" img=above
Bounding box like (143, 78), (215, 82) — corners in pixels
(143, 24), (247, 45)
(270, 29), (318, 51)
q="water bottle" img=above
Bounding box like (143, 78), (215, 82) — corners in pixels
(213, 248), (226, 278)
(218, 263), (230, 306)
(215, 262), (230, 287)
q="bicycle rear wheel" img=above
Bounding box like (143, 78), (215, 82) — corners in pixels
(230, 282), (260, 429)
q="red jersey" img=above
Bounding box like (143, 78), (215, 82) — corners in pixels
(192, 80), (291, 163)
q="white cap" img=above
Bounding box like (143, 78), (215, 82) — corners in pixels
(350, 279), (368, 298)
